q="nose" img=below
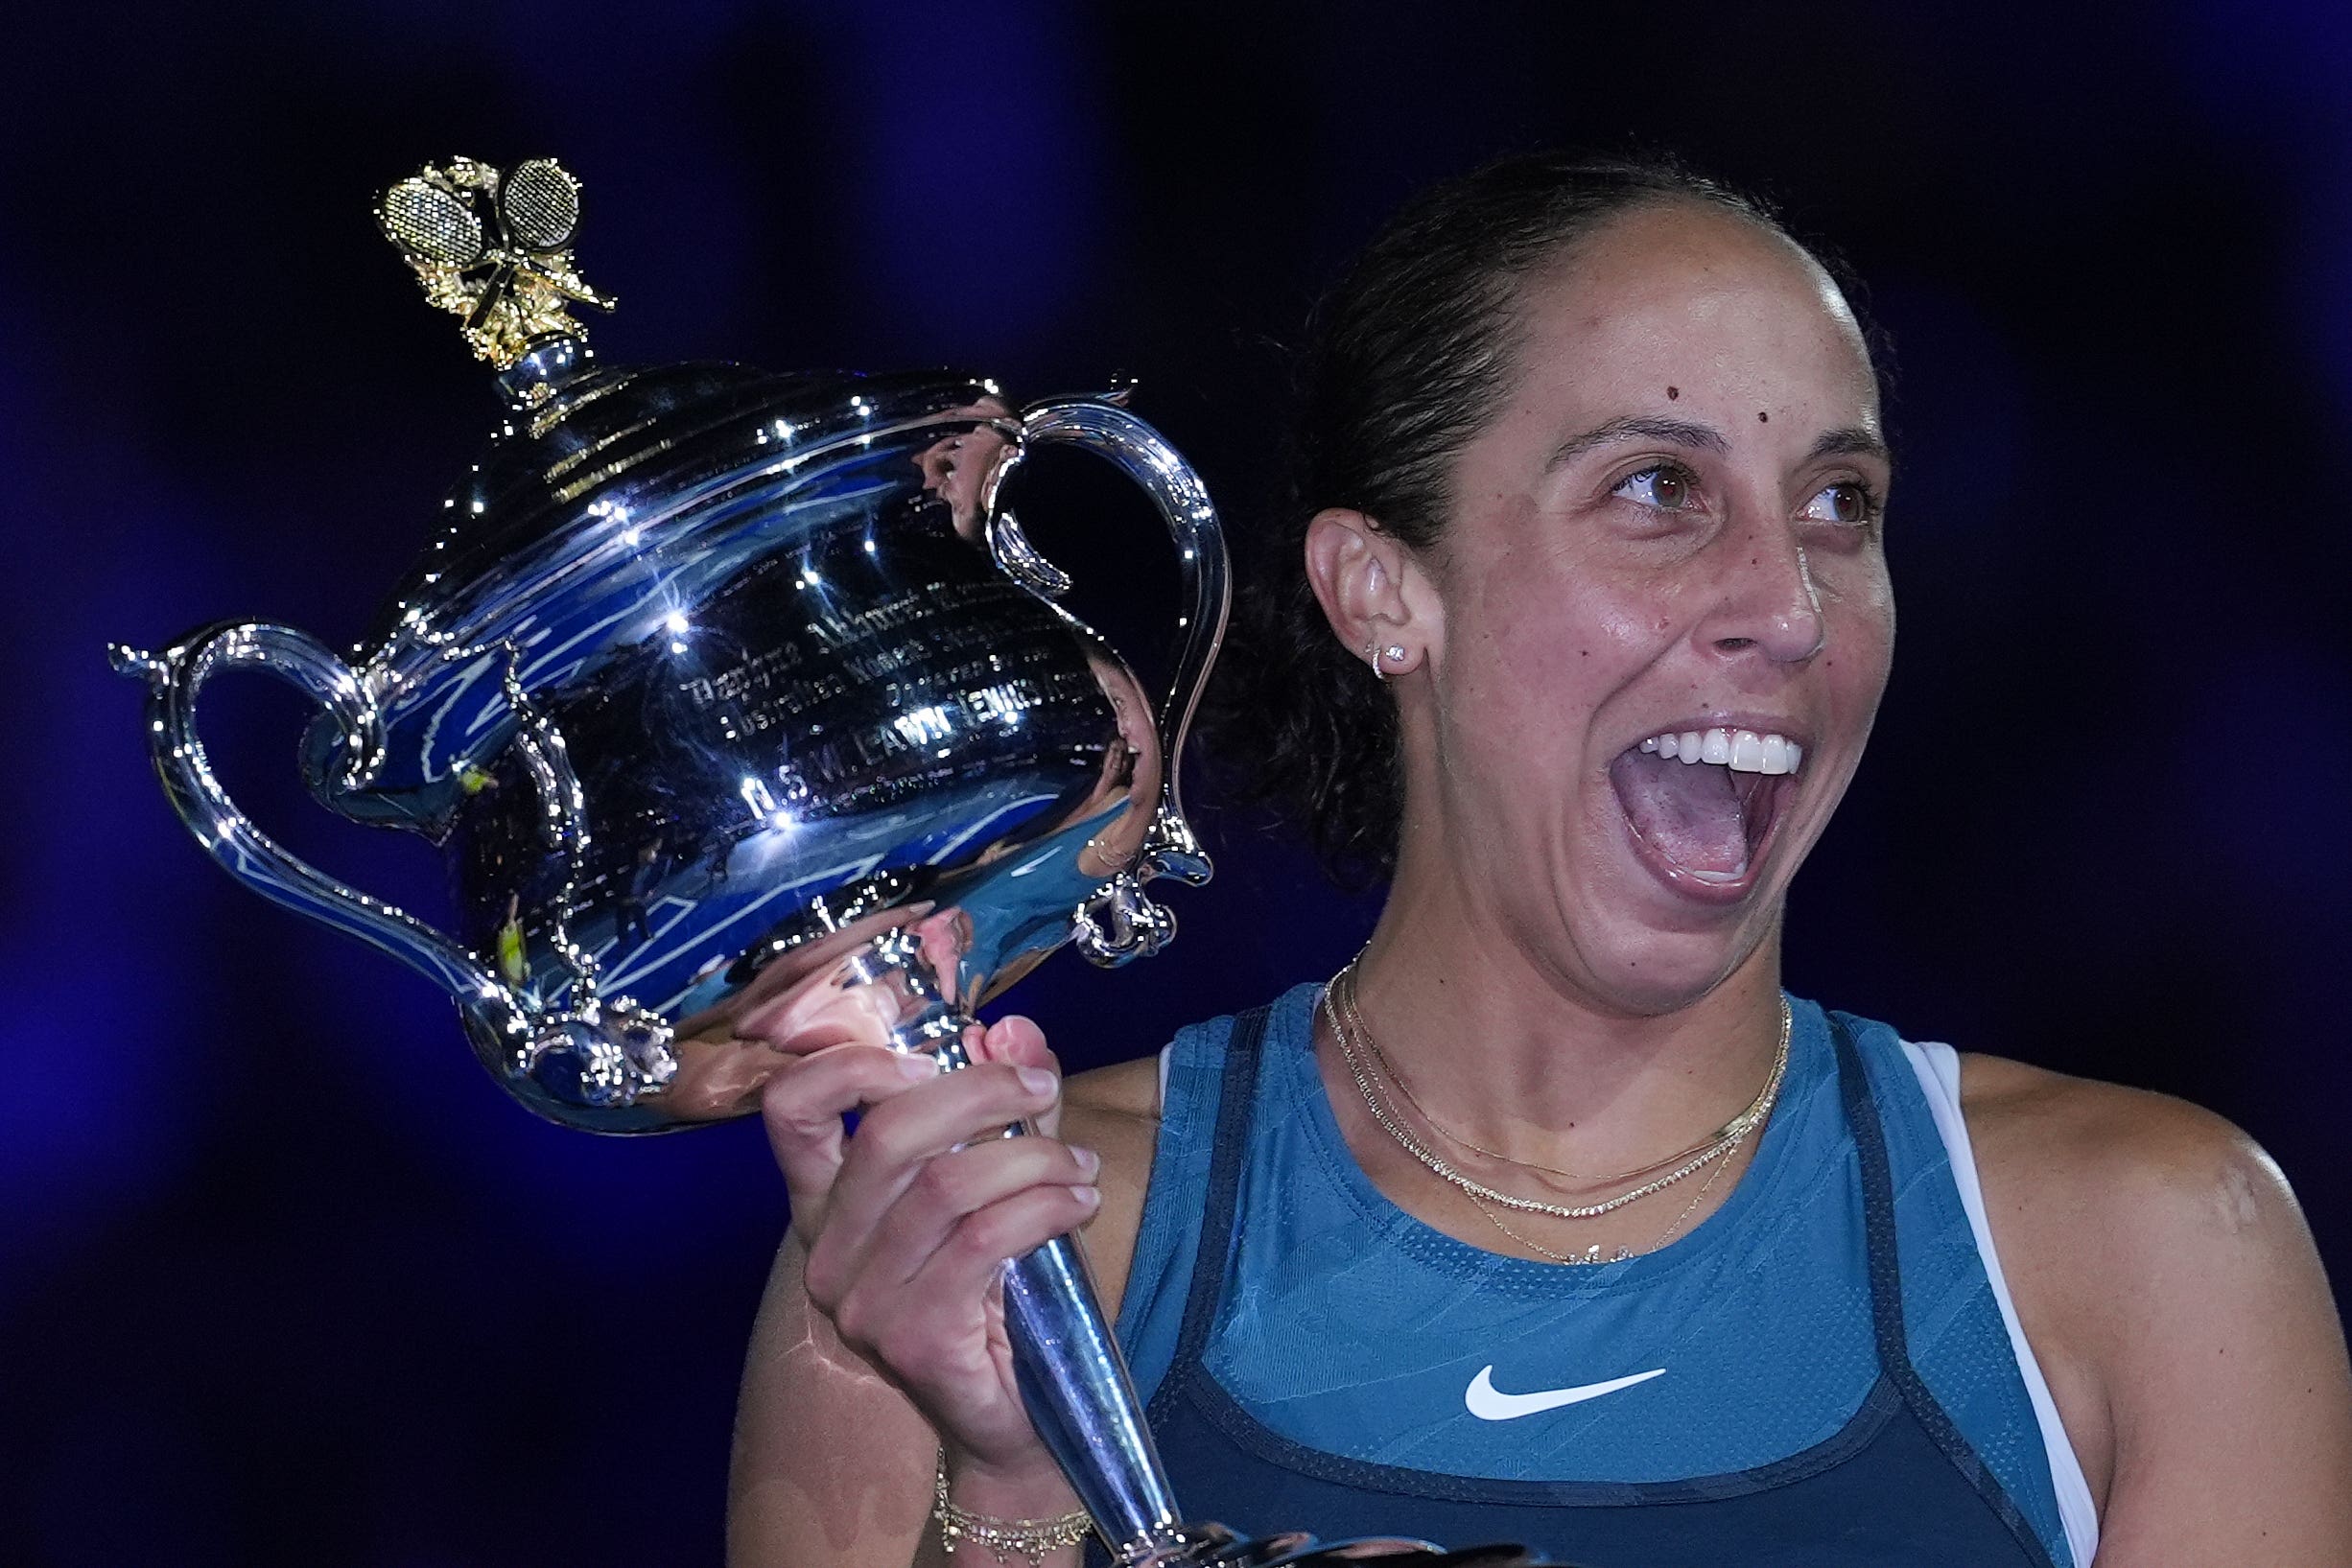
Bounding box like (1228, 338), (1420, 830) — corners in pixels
(1701, 515), (1825, 665)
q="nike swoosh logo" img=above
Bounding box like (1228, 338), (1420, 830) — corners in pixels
(1463, 1365), (1667, 1420)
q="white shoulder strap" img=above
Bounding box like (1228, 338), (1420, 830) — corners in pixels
(1902, 1039), (2101, 1567)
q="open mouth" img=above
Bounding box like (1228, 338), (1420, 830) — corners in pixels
(1607, 726), (1802, 890)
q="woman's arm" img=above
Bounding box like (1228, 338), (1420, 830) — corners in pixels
(728, 1233), (940, 1566)
(726, 1052), (1162, 1568)
(1966, 1056), (2352, 1565)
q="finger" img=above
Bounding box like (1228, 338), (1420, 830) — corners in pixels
(761, 1043), (941, 1218)
(814, 1063), (1060, 1281)
(836, 1182), (1102, 1360)
(975, 1015), (1051, 1069)
(973, 1016), (1062, 1137)
(857, 1135), (1101, 1298)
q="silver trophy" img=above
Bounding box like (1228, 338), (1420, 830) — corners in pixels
(113, 157), (1541, 1568)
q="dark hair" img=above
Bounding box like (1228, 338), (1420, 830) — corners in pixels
(1201, 152), (1835, 886)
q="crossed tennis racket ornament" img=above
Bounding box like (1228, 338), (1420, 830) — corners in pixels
(377, 156), (616, 371)
(114, 154), (1550, 1568)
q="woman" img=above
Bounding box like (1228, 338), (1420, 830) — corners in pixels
(725, 155), (2352, 1565)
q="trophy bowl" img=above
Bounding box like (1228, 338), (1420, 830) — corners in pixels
(113, 152), (1224, 1135)
(111, 156), (1545, 1568)
(113, 344), (1221, 1133)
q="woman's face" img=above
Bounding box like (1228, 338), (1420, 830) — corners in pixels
(1399, 200), (1893, 1013)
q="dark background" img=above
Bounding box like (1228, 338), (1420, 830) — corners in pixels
(3, 4), (2345, 1562)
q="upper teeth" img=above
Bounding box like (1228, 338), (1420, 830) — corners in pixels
(1637, 727), (1802, 775)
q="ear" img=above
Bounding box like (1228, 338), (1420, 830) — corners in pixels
(1304, 508), (1437, 678)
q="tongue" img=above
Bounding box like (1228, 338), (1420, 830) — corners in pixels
(1609, 750), (1750, 877)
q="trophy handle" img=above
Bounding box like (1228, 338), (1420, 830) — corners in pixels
(110, 621), (531, 1043)
(111, 621), (675, 1113)
(1007, 398), (1229, 964)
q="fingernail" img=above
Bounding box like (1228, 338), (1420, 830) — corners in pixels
(1070, 1184), (1101, 1207)
(896, 1052), (941, 1081)
(1072, 1146), (1101, 1178)
(1017, 1066), (1057, 1098)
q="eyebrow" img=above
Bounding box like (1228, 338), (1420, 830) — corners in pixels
(1546, 416), (1895, 472)
(1548, 415), (1728, 468)
(1807, 426), (1893, 466)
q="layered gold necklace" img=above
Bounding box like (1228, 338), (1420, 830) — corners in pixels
(1322, 960), (1791, 1265)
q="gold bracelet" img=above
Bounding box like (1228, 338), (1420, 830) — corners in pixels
(932, 1449), (1098, 1565)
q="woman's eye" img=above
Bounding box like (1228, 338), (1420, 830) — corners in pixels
(1799, 481), (1877, 526)
(1612, 464), (1699, 511)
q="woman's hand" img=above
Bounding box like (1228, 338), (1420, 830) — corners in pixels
(753, 1003), (1102, 1488)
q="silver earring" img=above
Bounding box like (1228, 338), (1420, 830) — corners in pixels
(1368, 639), (1407, 680)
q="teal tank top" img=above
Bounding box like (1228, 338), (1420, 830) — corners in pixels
(1108, 985), (2089, 1565)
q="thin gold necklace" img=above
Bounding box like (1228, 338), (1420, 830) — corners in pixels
(1337, 958), (1788, 1188)
(1324, 967), (1790, 1225)
(1464, 1122), (1749, 1265)
(1362, 1010), (1755, 1188)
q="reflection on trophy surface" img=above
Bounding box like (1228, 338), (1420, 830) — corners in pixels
(111, 155), (1543, 1567)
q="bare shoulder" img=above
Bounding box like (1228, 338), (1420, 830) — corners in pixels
(1056, 1055), (1164, 1317)
(1961, 1051), (2285, 1199)
(1957, 1052), (2303, 1262)
(1957, 1050), (2319, 1353)
(1956, 1052), (2352, 1555)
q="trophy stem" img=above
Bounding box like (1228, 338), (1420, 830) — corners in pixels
(841, 931), (1189, 1564)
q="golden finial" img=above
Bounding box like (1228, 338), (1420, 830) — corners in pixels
(377, 156), (616, 373)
